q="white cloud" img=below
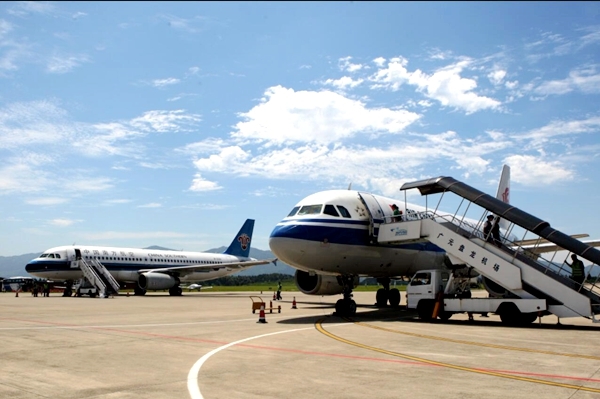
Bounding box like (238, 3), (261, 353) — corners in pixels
(152, 77), (181, 87)
(516, 116), (600, 146)
(129, 109), (201, 132)
(49, 218), (78, 227)
(189, 173), (222, 192)
(46, 54), (90, 74)
(8, 1), (56, 17)
(338, 56), (364, 72)
(370, 57), (501, 114)
(0, 19), (13, 38)
(159, 14), (207, 34)
(535, 67), (600, 95)
(81, 231), (190, 241)
(322, 76), (364, 90)
(231, 85), (421, 145)
(372, 57), (386, 67)
(504, 155), (574, 185)
(488, 68), (507, 86)
(138, 202), (162, 208)
(26, 197), (69, 205)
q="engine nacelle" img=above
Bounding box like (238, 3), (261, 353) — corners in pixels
(138, 273), (179, 290)
(294, 270), (358, 295)
(482, 276), (508, 298)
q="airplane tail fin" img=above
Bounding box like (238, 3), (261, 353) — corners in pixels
(223, 219), (255, 258)
(495, 165), (510, 230)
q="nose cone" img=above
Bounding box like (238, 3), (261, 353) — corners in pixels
(25, 259), (42, 274)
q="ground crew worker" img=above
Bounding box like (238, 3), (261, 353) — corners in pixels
(566, 254), (585, 285)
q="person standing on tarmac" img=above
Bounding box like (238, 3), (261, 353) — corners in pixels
(276, 281), (282, 300)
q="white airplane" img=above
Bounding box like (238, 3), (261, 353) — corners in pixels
(26, 219), (276, 296)
(181, 283), (213, 292)
(268, 165), (554, 315)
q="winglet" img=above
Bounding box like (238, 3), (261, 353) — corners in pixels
(223, 219), (255, 258)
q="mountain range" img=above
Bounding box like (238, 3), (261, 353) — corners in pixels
(0, 247), (295, 279)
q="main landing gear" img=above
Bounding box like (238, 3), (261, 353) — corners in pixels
(375, 278), (401, 308)
(134, 285), (147, 296)
(169, 285), (183, 296)
(335, 275), (357, 317)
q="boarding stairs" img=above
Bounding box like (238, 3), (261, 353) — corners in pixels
(374, 176), (600, 321)
(77, 259), (120, 297)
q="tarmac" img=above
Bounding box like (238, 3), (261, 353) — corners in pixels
(2, 290), (600, 399)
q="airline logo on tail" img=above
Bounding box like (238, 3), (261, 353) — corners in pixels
(238, 234), (251, 250)
(501, 187), (509, 203)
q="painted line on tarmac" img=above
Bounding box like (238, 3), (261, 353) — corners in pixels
(187, 325), (330, 399)
(316, 319), (600, 394)
(352, 320), (600, 361)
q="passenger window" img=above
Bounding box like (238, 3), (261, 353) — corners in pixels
(298, 204), (323, 215)
(323, 205), (339, 217)
(287, 206), (300, 217)
(336, 206), (352, 218)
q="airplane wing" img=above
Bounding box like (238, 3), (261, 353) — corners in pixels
(516, 239), (600, 255)
(514, 234), (589, 247)
(138, 258), (278, 277)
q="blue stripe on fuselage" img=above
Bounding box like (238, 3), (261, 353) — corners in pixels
(270, 220), (444, 253)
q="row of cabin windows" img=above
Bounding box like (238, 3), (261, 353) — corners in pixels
(82, 255), (221, 264)
(287, 204), (352, 218)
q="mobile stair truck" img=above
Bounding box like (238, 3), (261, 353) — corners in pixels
(376, 175), (600, 326)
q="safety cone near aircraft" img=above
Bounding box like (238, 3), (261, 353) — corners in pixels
(257, 305), (267, 323)
(273, 291), (276, 300)
(15, 289), (18, 297)
(292, 297), (297, 309)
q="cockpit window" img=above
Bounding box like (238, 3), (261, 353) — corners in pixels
(287, 206), (300, 217)
(40, 254), (48, 258)
(323, 205), (339, 217)
(336, 206), (352, 218)
(298, 204), (322, 215)
(54, 254), (61, 259)
(48, 254), (55, 258)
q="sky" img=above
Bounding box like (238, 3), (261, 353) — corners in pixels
(1, 1), (600, 256)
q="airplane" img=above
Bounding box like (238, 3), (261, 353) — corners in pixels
(25, 219), (276, 296)
(268, 165), (600, 315)
(181, 283), (213, 292)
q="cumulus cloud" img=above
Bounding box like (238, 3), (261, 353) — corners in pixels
(369, 57), (501, 114)
(231, 85), (421, 145)
(189, 173), (222, 192)
(338, 56), (364, 72)
(504, 155), (574, 185)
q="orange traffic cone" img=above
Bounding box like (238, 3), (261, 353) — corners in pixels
(15, 290), (19, 297)
(257, 305), (267, 323)
(292, 297), (297, 309)
(273, 291), (276, 300)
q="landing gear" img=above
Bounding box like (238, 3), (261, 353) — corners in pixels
(169, 285), (183, 296)
(375, 278), (401, 308)
(62, 280), (73, 297)
(334, 275), (357, 317)
(134, 285), (147, 296)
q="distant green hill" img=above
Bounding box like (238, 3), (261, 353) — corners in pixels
(0, 247), (294, 279)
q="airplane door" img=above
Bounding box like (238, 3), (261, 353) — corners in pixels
(70, 248), (81, 268)
(358, 193), (390, 240)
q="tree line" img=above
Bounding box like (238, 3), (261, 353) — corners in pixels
(203, 273), (294, 286)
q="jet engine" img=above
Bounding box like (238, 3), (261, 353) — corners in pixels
(482, 276), (509, 298)
(138, 273), (179, 290)
(294, 270), (357, 295)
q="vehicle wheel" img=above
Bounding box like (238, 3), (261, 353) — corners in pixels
(520, 312), (538, 324)
(376, 288), (388, 307)
(89, 291), (97, 298)
(388, 288), (401, 307)
(498, 302), (521, 325)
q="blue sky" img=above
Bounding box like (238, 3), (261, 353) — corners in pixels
(1, 1), (600, 256)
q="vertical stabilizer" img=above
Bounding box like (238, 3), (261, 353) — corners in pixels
(223, 219), (254, 258)
(495, 165), (510, 230)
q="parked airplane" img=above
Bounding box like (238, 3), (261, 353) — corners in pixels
(268, 166), (524, 315)
(181, 283), (212, 291)
(26, 219), (276, 296)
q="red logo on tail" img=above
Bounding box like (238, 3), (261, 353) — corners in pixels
(501, 187), (509, 203)
(238, 234), (250, 250)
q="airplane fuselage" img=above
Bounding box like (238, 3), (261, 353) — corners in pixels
(269, 190), (447, 278)
(25, 245), (256, 283)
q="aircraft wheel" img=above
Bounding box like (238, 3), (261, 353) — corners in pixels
(388, 288), (401, 307)
(375, 288), (388, 307)
(335, 299), (356, 316)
